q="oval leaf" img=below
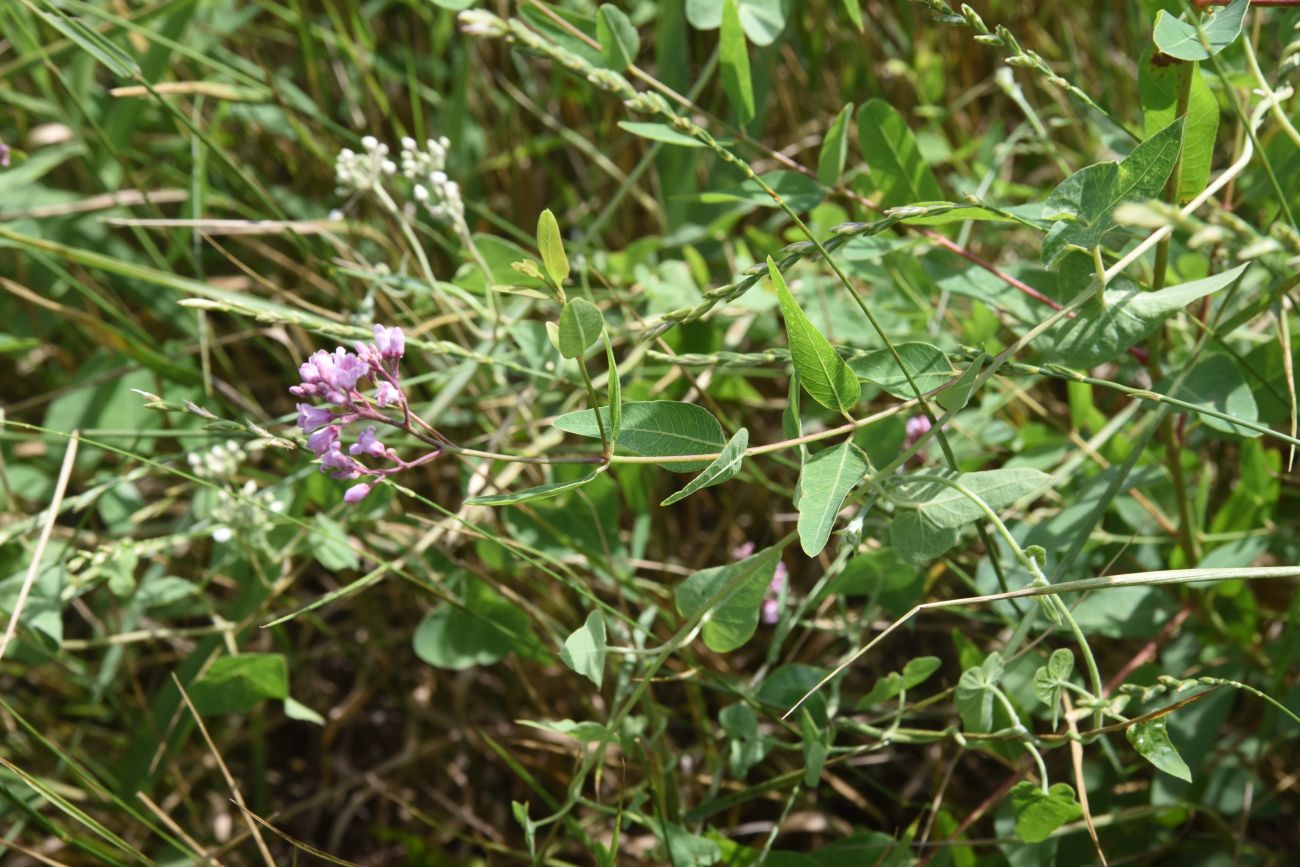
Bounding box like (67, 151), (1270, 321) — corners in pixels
(796, 442), (869, 556)
(1153, 0), (1247, 61)
(557, 297), (604, 359)
(675, 544), (783, 652)
(560, 610), (607, 688)
(1126, 716), (1192, 782)
(554, 400), (725, 472)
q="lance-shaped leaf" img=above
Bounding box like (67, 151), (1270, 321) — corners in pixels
(720, 0), (755, 122)
(675, 544), (783, 652)
(557, 297), (604, 358)
(465, 469), (601, 506)
(1139, 51), (1218, 201)
(1127, 716), (1192, 781)
(817, 102), (854, 187)
(770, 257), (861, 413)
(560, 611), (607, 688)
(536, 208), (569, 287)
(1052, 261), (1250, 367)
(795, 442), (869, 556)
(554, 400), (724, 472)
(891, 468), (1051, 529)
(857, 98), (943, 207)
(1041, 118), (1184, 265)
(1010, 782), (1083, 844)
(1153, 0), (1248, 61)
(662, 428), (749, 506)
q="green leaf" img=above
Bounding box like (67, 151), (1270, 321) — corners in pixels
(850, 342), (954, 400)
(1032, 648), (1075, 727)
(560, 610), (607, 688)
(662, 428), (749, 506)
(857, 656), (942, 708)
(413, 578), (537, 670)
(605, 333), (622, 442)
(795, 442), (870, 556)
(617, 121), (706, 148)
(188, 654), (288, 716)
(719, 703), (771, 778)
(685, 0), (788, 45)
(1126, 716), (1192, 781)
(596, 4), (638, 69)
(1139, 51), (1219, 201)
(557, 297), (604, 358)
(1052, 261), (1250, 367)
(892, 468), (1051, 529)
(1041, 118), (1185, 265)
(283, 697), (326, 726)
(703, 170), (825, 212)
(771, 258), (861, 413)
(1010, 782), (1083, 844)
(841, 0), (863, 30)
(1153, 0), (1248, 61)
(675, 544), (783, 652)
(465, 469), (602, 506)
(955, 652), (1004, 732)
(720, 0), (755, 123)
(1168, 352), (1259, 438)
(937, 354), (985, 412)
(554, 400), (725, 472)
(537, 208), (570, 287)
(889, 510), (958, 565)
(856, 99), (943, 207)
(312, 514), (358, 571)
(817, 103), (854, 187)
(800, 709), (830, 787)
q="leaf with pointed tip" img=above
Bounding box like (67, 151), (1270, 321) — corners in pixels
(675, 544), (783, 652)
(937, 354), (985, 412)
(537, 208), (569, 287)
(554, 401), (725, 472)
(1052, 261), (1250, 367)
(1167, 352), (1259, 438)
(857, 98), (943, 207)
(892, 468), (1051, 529)
(557, 298), (604, 359)
(1041, 118), (1184, 265)
(771, 258), (861, 413)
(818, 103), (854, 187)
(596, 4), (638, 70)
(560, 611), (607, 688)
(1010, 782), (1083, 844)
(851, 342), (954, 400)
(1153, 0), (1248, 61)
(1127, 717), (1192, 781)
(662, 428), (749, 506)
(617, 121), (707, 148)
(465, 470), (601, 506)
(1139, 51), (1218, 201)
(796, 442), (869, 556)
(720, 0), (755, 123)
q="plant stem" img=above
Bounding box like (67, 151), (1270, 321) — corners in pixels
(577, 357), (610, 457)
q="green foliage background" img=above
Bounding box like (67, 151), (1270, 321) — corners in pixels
(2, 0), (1299, 863)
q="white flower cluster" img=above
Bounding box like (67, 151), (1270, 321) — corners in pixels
(400, 135), (464, 227)
(335, 135), (398, 195)
(186, 439), (284, 543)
(207, 481), (287, 544)
(187, 439), (251, 481)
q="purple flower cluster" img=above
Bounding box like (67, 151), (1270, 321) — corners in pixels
(291, 325), (439, 503)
